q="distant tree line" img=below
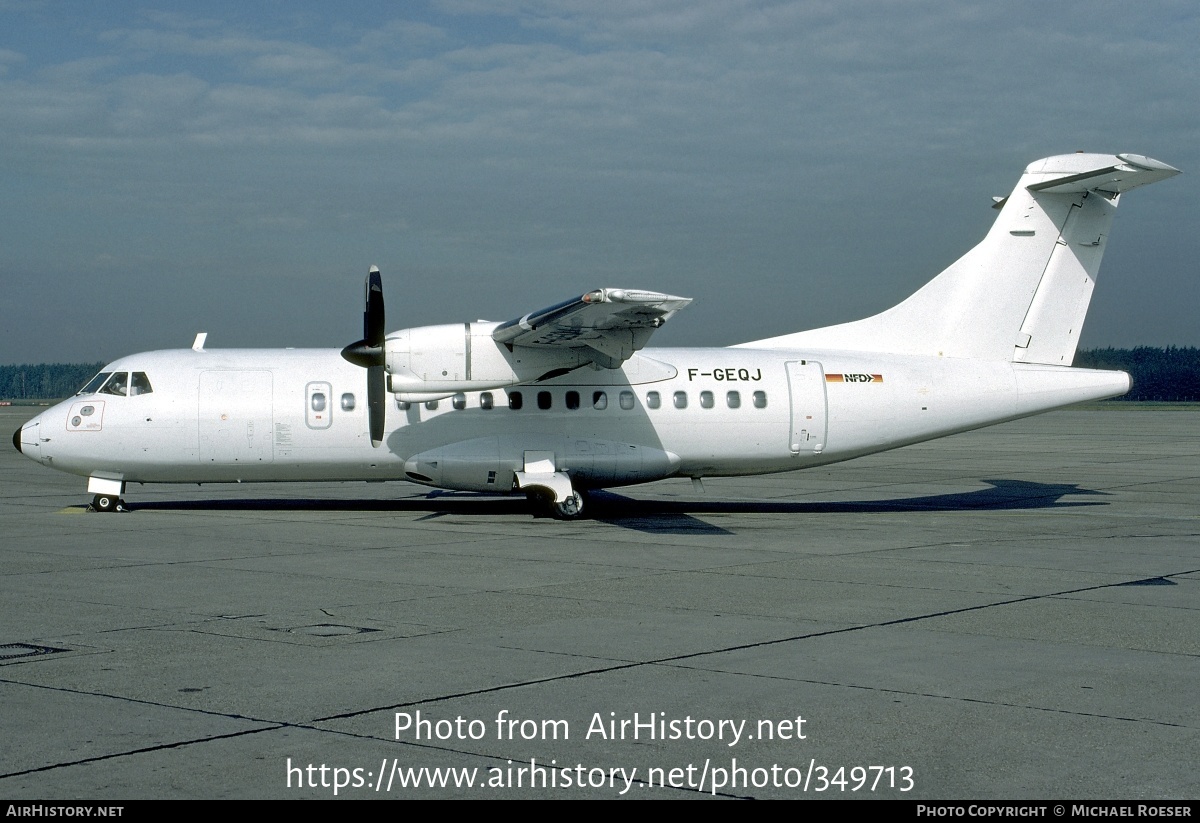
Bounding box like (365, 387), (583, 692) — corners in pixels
(1, 350), (1198, 401)
(1074, 347), (1200, 401)
(0, 363), (105, 401)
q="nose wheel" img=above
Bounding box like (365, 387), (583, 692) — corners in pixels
(91, 494), (128, 513)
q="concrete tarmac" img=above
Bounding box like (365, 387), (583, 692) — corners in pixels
(1, 404), (1197, 799)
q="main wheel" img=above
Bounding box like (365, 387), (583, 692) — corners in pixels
(92, 494), (118, 513)
(550, 490), (586, 520)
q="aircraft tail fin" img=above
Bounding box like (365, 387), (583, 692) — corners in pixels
(741, 153), (1179, 363)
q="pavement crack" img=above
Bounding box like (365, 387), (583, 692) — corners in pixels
(0, 726), (282, 780)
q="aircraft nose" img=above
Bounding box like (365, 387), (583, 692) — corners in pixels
(13, 416), (43, 462)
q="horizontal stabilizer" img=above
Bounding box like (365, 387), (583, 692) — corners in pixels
(1026, 153), (1180, 194)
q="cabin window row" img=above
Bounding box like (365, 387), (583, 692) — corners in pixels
(309, 392), (357, 412)
(396, 389), (768, 412)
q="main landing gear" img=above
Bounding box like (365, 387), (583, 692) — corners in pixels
(526, 487), (589, 520)
(551, 489), (587, 520)
(90, 494), (128, 513)
(513, 451), (590, 519)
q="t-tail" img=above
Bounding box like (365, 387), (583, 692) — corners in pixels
(742, 152), (1180, 365)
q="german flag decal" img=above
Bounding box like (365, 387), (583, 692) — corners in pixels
(826, 374), (883, 383)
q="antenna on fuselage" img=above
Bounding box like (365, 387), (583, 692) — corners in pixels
(192, 333), (207, 352)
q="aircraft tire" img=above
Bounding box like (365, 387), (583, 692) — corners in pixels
(551, 490), (587, 520)
(92, 494), (118, 513)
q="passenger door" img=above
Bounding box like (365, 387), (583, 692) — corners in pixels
(785, 360), (827, 455)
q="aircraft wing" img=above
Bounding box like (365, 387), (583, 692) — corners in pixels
(492, 288), (691, 369)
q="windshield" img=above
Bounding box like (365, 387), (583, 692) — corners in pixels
(99, 373), (128, 396)
(78, 372), (111, 395)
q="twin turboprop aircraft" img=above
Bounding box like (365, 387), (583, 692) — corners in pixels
(13, 152), (1181, 518)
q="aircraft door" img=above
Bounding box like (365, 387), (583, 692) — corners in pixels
(198, 371), (274, 464)
(785, 360), (827, 455)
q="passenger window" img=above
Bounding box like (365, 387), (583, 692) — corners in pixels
(619, 391), (635, 410)
(480, 392), (494, 410)
(425, 399), (439, 411)
(509, 391), (523, 410)
(452, 393), (467, 410)
(566, 391), (580, 410)
(646, 391), (661, 409)
(130, 373), (154, 396)
(538, 391), (552, 410)
(700, 391), (714, 409)
(726, 390), (741, 409)
(396, 399), (411, 411)
(79, 372), (111, 395)
(673, 391), (687, 409)
(100, 373), (129, 397)
(753, 391), (767, 409)
(305, 382), (333, 428)
(340, 392), (355, 411)
(593, 391), (607, 410)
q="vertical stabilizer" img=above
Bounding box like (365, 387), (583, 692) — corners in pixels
(740, 153), (1179, 362)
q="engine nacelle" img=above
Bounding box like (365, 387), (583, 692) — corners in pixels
(385, 322), (592, 393)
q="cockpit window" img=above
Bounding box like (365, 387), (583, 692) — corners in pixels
(130, 372), (153, 396)
(99, 373), (129, 396)
(79, 372), (111, 395)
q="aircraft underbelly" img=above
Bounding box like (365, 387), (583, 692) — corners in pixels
(403, 435), (682, 491)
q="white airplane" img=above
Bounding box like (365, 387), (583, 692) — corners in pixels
(12, 152), (1180, 518)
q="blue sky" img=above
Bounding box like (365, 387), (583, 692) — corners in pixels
(2, 1), (1197, 364)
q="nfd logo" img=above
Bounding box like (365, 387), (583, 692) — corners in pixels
(826, 373), (883, 384)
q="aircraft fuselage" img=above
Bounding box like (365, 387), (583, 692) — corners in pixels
(16, 345), (1129, 495)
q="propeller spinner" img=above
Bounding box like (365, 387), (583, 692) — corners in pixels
(340, 266), (387, 447)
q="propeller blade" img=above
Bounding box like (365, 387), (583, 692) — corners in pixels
(368, 364), (385, 447)
(341, 266), (388, 448)
(341, 266), (386, 367)
(364, 265), (384, 347)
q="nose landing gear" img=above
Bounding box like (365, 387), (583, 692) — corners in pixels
(87, 478), (128, 513)
(90, 494), (128, 513)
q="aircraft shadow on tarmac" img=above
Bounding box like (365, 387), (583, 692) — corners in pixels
(118, 479), (1106, 536)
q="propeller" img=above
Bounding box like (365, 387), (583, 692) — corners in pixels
(340, 266), (386, 447)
